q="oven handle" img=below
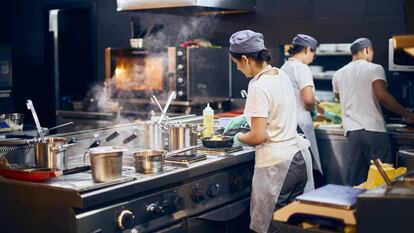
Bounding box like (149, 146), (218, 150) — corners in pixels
(196, 197), (250, 222)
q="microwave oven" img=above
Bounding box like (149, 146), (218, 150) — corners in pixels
(388, 35), (414, 72)
(105, 47), (231, 102)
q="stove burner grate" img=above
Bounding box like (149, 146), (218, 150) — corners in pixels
(197, 146), (243, 155)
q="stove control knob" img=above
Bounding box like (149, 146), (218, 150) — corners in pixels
(177, 77), (184, 83)
(207, 183), (220, 197)
(117, 210), (135, 230)
(177, 91), (184, 96)
(177, 64), (184, 70)
(177, 50), (184, 57)
(191, 185), (205, 202)
(146, 203), (165, 214)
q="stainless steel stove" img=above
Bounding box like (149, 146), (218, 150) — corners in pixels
(0, 122), (255, 233)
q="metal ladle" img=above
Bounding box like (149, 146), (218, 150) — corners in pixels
(26, 100), (45, 143)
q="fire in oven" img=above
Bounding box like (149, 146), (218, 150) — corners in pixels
(105, 47), (231, 101)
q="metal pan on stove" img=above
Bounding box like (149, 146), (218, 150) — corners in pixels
(201, 136), (234, 148)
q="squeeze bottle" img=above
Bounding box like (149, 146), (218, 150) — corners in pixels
(202, 103), (214, 137)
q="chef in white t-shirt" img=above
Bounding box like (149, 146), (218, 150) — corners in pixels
(227, 30), (314, 233)
(281, 34), (323, 177)
(332, 38), (414, 186)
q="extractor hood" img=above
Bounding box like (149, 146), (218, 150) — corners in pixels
(117, 0), (256, 15)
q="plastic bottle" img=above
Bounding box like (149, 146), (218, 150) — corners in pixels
(202, 103), (214, 137)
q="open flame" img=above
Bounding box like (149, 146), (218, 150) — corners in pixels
(113, 56), (164, 91)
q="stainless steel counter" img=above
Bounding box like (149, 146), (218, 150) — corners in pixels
(315, 127), (414, 185)
(315, 127), (349, 185)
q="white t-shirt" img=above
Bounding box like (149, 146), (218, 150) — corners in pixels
(332, 59), (387, 133)
(244, 66), (299, 167)
(281, 58), (315, 115)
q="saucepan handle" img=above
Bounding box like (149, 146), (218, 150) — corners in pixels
(164, 145), (201, 159)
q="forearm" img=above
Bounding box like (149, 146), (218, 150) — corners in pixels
(381, 93), (411, 117)
(238, 131), (266, 146)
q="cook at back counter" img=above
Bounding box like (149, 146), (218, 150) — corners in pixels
(332, 37), (414, 186)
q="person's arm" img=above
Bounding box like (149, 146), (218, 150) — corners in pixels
(373, 80), (414, 121)
(238, 117), (267, 146)
(300, 86), (316, 111)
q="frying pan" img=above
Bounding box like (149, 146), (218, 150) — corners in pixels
(0, 165), (91, 182)
(201, 136), (234, 148)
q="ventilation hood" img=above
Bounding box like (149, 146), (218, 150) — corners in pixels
(117, 0), (256, 15)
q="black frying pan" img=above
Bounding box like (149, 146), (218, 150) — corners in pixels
(201, 136), (234, 148)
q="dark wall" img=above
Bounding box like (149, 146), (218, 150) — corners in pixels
(1, 0), (411, 126)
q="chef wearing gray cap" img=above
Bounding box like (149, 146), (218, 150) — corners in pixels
(281, 34), (323, 179)
(332, 38), (414, 186)
(226, 29), (313, 233)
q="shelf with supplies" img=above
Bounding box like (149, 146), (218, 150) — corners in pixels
(281, 43), (352, 91)
(283, 43), (352, 57)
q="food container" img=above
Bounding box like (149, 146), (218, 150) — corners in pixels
(87, 146), (124, 182)
(134, 149), (165, 174)
(34, 137), (68, 170)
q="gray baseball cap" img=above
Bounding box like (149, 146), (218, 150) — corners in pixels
(229, 30), (266, 53)
(350, 38), (372, 54)
(292, 34), (318, 51)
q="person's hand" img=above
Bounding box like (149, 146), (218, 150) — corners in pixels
(233, 132), (247, 147)
(224, 115), (247, 134)
(403, 113), (414, 125)
(323, 111), (341, 124)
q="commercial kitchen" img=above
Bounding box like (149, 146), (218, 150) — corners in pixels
(1, 0), (414, 233)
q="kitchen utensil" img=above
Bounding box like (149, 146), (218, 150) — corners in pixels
(34, 137), (73, 170)
(134, 149), (164, 174)
(158, 91), (176, 124)
(371, 159), (392, 187)
(133, 145), (200, 174)
(87, 146), (124, 183)
(136, 122), (165, 149)
(26, 100), (45, 142)
(0, 165), (91, 182)
(168, 123), (198, 155)
(42, 122), (74, 134)
(201, 136), (234, 148)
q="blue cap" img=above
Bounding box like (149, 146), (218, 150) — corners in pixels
(229, 30), (266, 53)
(350, 38), (372, 54)
(292, 34), (318, 51)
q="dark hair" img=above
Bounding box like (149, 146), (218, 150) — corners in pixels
(287, 44), (307, 55)
(230, 49), (272, 62)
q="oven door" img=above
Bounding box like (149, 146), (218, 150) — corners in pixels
(105, 48), (174, 99)
(186, 197), (251, 233)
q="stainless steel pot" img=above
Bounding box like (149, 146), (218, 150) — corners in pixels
(133, 146), (200, 174)
(134, 149), (165, 174)
(168, 124), (198, 155)
(87, 146), (124, 183)
(34, 137), (68, 170)
(137, 121), (166, 149)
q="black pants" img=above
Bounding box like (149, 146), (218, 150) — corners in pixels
(346, 129), (392, 186)
(268, 152), (308, 233)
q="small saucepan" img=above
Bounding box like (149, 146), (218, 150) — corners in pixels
(134, 145), (200, 174)
(201, 136), (234, 148)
